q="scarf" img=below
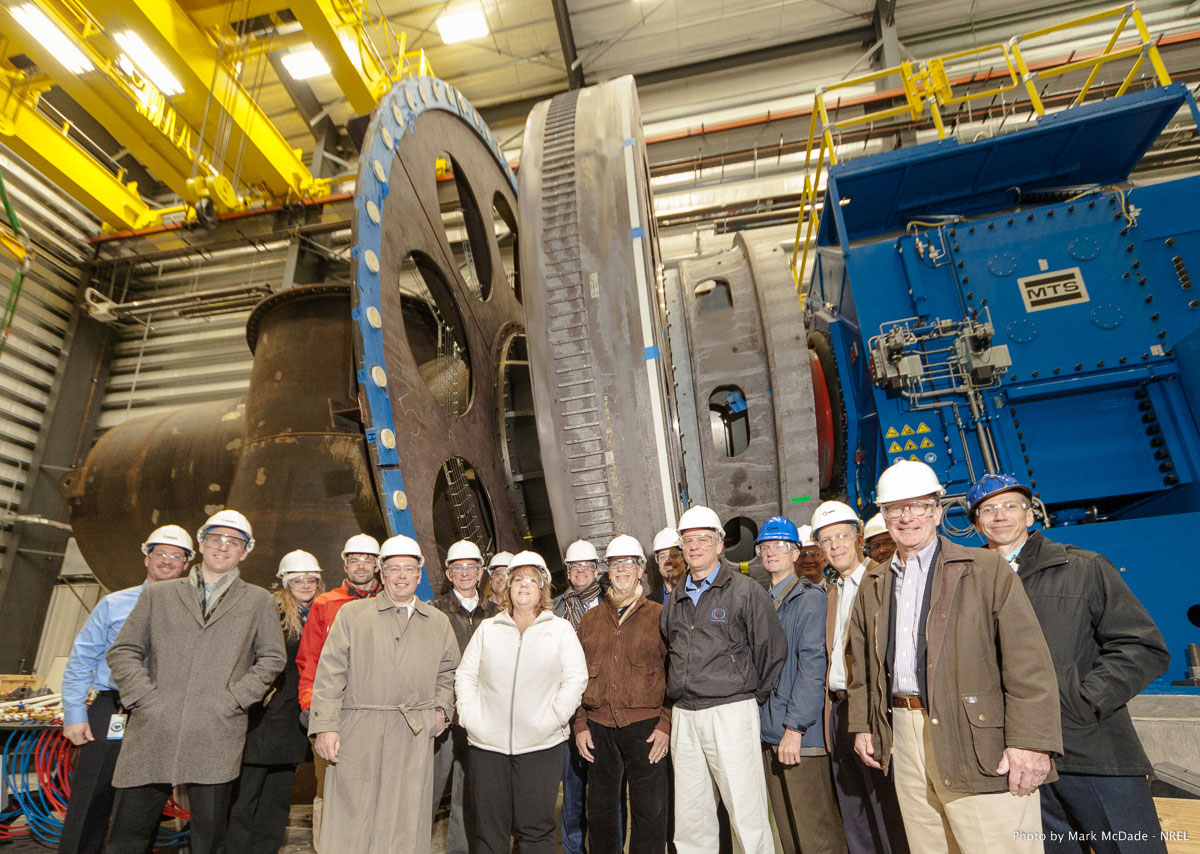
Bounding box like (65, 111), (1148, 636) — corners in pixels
(607, 583), (643, 626)
(343, 579), (381, 599)
(298, 602), (311, 625)
(562, 580), (601, 629)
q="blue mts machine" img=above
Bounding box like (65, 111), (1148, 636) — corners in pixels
(805, 83), (1200, 673)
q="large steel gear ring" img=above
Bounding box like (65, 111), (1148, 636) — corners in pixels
(353, 77), (547, 596)
(519, 76), (686, 553)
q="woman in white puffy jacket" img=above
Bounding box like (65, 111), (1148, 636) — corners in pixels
(456, 550), (588, 854)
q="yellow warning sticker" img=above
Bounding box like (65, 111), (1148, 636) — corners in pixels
(888, 441), (903, 453)
(885, 426), (899, 438)
(909, 454), (920, 461)
(917, 422), (931, 433)
(920, 438), (935, 448)
(901, 425), (915, 435)
(904, 439), (918, 451)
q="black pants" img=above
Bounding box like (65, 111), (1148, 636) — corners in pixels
(226, 763), (297, 854)
(1041, 773), (1167, 854)
(469, 743), (564, 854)
(107, 780), (232, 854)
(828, 695), (908, 854)
(58, 693), (123, 854)
(586, 718), (668, 854)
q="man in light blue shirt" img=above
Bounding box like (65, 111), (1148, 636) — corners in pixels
(57, 524), (192, 854)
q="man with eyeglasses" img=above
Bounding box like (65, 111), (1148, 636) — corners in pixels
(810, 501), (907, 854)
(106, 509), (286, 854)
(431, 539), (499, 853)
(554, 539), (605, 854)
(574, 535), (671, 853)
(969, 474), (1169, 853)
(662, 505), (786, 854)
(485, 551), (512, 609)
(651, 527), (687, 604)
(847, 460), (1061, 854)
(295, 532), (383, 850)
(755, 516), (845, 854)
(794, 525), (829, 587)
(58, 525), (193, 854)
(863, 513), (898, 566)
(310, 534), (459, 852)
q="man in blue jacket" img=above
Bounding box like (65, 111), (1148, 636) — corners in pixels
(757, 516), (846, 854)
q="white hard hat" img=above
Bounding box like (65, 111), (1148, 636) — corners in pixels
(564, 539), (600, 564)
(605, 534), (646, 562)
(510, 550), (551, 586)
(652, 527), (682, 554)
(341, 533), (381, 559)
(810, 501), (862, 536)
(277, 550), (322, 579)
(141, 525), (194, 558)
(445, 540), (484, 566)
(677, 505), (723, 533)
(875, 460), (945, 505)
(488, 551), (513, 569)
(197, 509), (254, 554)
(863, 513), (888, 540)
(379, 535), (424, 567)
(798, 524), (816, 548)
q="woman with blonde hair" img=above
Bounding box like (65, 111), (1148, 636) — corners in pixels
(227, 550), (325, 853)
(456, 551), (588, 854)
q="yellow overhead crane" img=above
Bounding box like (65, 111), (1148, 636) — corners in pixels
(0, 0), (429, 232)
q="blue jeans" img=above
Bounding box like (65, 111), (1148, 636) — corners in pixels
(1041, 773), (1166, 854)
(561, 736), (588, 854)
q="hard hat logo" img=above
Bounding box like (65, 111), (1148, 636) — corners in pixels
(754, 516), (800, 546)
(810, 501), (861, 535)
(141, 524), (194, 558)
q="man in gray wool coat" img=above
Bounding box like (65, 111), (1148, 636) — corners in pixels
(106, 509), (286, 854)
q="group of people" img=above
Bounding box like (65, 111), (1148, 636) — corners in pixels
(56, 457), (1171, 854)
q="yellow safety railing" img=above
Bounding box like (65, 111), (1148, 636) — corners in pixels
(791, 3), (1173, 293)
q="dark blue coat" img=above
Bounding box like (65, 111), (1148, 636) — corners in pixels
(759, 575), (828, 749)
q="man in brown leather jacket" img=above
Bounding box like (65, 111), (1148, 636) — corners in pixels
(574, 535), (670, 854)
(848, 461), (1062, 854)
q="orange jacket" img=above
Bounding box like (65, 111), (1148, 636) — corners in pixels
(295, 581), (380, 710)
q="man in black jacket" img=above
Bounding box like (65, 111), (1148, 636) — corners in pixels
(661, 505), (786, 854)
(969, 474), (1170, 854)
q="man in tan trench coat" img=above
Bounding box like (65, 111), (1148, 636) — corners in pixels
(106, 509), (286, 854)
(310, 534), (459, 853)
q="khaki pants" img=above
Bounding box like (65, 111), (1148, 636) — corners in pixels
(891, 707), (1044, 854)
(671, 699), (773, 854)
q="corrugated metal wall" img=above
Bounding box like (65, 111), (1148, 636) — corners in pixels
(0, 146), (95, 562)
(94, 240), (290, 431)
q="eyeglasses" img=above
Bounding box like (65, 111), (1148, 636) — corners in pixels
(655, 551), (677, 564)
(881, 500), (939, 520)
(566, 562), (598, 572)
(345, 557), (378, 568)
(380, 564), (422, 577)
(288, 575), (321, 585)
(977, 500), (1029, 518)
(511, 576), (544, 589)
(754, 542), (793, 557)
(202, 533), (246, 549)
(448, 563), (482, 574)
(607, 558), (642, 569)
(149, 550), (188, 564)
(681, 534), (717, 547)
(817, 531), (857, 549)
(488, 567), (508, 577)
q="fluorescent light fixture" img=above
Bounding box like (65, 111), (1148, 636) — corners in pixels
(436, 8), (489, 44)
(115, 30), (182, 96)
(281, 47), (330, 80)
(11, 4), (93, 74)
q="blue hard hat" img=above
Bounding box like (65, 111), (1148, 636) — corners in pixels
(966, 474), (1032, 520)
(755, 516), (800, 545)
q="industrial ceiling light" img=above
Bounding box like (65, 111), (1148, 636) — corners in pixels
(11, 4), (93, 74)
(281, 47), (330, 80)
(436, 7), (489, 44)
(115, 30), (183, 96)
